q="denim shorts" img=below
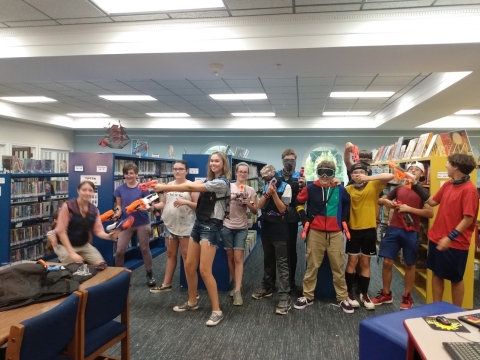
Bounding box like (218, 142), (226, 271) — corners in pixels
(378, 227), (418, 265)
(190, 219), (223, 247)
(221, 227), (248, 250)
(164, 226), (190, 240)
(426, 240), (468, 283)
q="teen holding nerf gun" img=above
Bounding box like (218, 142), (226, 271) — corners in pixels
(294, 161), (353, 313)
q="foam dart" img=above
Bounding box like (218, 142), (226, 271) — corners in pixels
(301, 222), (310, 240)
(138, 180), (158, 191)
(100, 209), (115, 222)
(239, 184), (245, 193)
(342, 221), (351, 240)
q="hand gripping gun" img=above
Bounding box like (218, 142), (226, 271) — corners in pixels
(100, 208), (119, 223)
(125, 192), (159, 214)
(392, 201), (415, 231)
(138, 180), (158, 191)
(106, 216), (134, 233)
(388, 161), (414, 188)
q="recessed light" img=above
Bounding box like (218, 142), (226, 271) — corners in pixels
(231, 113), (275, 117)
(91, 0), (225, 15)
(210, 94), (268, 101)
(330, 92), (395, 98)
(99, 95), (156, 101)
(67, 113), (110, 117)
(454, 110), (480, 115)
(146, 113), (190, 117)
(323, 111), (371, 116)
(0, 96), (57, 103)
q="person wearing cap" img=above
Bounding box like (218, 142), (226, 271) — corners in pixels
(409, 153), (479, 306)
(371, 161), (433, 309)
(344, 142), (373, 183)
(294, 161), (353, 314)
(344, 163), (394, 310)
(252, 164), (293, 315)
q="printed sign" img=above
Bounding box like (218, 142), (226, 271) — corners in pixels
(437, 172), (449, 179)
(189, 168), (199, 175)
(74, 165), (84, 172)
(80, 175), (101, 186)
(97, 166), (107, 173)
(0, 178), (4, 184)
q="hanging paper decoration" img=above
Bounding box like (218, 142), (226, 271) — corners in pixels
(99, 121), (131, 149)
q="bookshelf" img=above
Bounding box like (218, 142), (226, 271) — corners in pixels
(68, 152), (176, 269)
(373, 156), (477, 308)
(0, 173), (69, 265)
(179, 154), (265, 291)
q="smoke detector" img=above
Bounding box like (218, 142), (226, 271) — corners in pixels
(210, 63), (223, 76)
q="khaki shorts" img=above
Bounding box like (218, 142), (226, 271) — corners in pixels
(54, 243), (104, 264)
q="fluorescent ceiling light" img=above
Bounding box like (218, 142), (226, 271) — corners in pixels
(231, 113), (275, 117)
(91, 0), (225, 15)
(67, 113), (110, 117)
(146, 113), (190, 117)
(330, 92), (395, 98)
(0, 96), (56, 103)
(454, 110), (480, 115)
(99, 95), (156, 101)
(323, 111), (371, 116)
(210, 94), (268, 101)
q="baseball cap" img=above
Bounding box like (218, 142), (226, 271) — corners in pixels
(260, 164), (276, 179)
(350, 162), (368, 173)
(407, 161), (425, 173)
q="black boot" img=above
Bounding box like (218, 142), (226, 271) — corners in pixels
(146, 270), (156, 287)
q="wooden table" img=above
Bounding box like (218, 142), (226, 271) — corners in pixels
(404, 309), (480, 359)
(0, 266), (125, 346)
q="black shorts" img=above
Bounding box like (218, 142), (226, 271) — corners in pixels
(426, 240), (468, 283)
(346, 228), (377, 257)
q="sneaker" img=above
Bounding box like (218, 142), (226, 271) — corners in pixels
(173, 301), (199, 312)
(275, 300), (291, 315)
(149, 284), (172, 293)
(347, 292), (360, 308)
(360, 294), (375, 310)
(400, 293), (413, 310)
(294, 297), (313, 310)
(230, 285), (242, 297)
(233, 290), (243, 306)
(339, 299), (354, 314)
(146, 271), (156, 287)
(252, 287), (273, 300)
(206, 312), (224, 326)
(371, 289), (393, 305)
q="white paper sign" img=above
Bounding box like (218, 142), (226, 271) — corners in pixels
(97, 166), (107, 173)
(152, 154), (159, 158)
(80, 175), (101, 186)
(0, 178), (4, 184)
(437, 172), (449, 179)
(74, 165), (84, 172)
(189, 168), (199, 174)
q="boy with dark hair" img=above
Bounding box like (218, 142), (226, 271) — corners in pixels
(252, 165), (293, 315)
(345, 163), (394, 310)
(294, 161), (353, 313)
(371, 161), (433, 309)
(409, 154), (479, 306)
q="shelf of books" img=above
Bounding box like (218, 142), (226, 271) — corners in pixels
(68, 152), (175, 269)
(372, 130), (477, 308)
(179, 154), (265, 291)
(0, 173), (69, 265)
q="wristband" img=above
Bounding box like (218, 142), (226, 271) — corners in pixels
(448, 229), (460, 241)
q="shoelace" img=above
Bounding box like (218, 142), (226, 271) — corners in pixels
(297, 297), (307, 303)
(401, 295), (410, 304)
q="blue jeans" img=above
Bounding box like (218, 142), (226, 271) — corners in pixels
(190, 219), (222, 247)
(221, 227), (248, 250)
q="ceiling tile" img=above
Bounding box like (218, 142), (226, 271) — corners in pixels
(366, 85), (404, 92)
(296, 0), (361, 4)
(224, 0), (292, 10)
(4, 20), (58, 27)
(363, 0), (433, 10)
(31, 82), (73, 91)
(350, 104), (377, 110)
(189, 80), (230, 89)
(57, 17), (112, 25)
(23, 0), (105, 18)
(170, 88), (205, 96)
(299, 92), (329, 99)
(296, 4), (362, 12)
(264, 87), (297, 94)
(90, 81), (136, 90)
(0, 0), (50, 22)
(299, 99), (327, 105)
(241, 99), (271, 105)
(111, 14), (169, 21)
(323, 104), (352, 110)
(264, 94), (297, 100)
(58, 81), (103, 90)
(0, 23), (8, 27)
(335, 76), (375, 86)
(370, 76), (416, 86)
(231, 7), (293, 16)
(224, 79), (262, 88)
(270, 99), (298, 105)
(435, 0), (480, 5)
(157, 80), (196, 89)
(228, 87), (264, 93)
(298, 77), (335, 86)
(327, 99), (357, 105)
(331, 85), (368, 91)
(355, 98), (388, 104)
(0, 83), (42, 92)
(299, 86), (332, 93)
(260, 78), (297, 87)
(169, 11), (230, 19)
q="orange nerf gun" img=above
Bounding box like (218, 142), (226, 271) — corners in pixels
(342, 221), (351, 240)
(106, 216), (134, 233)
(388, 161), (414, 188)
(301, 222), (310, 240)
(352, 145), (360, 163)
(138, 180), (158, 191)
(125, 193), (159, 214)
(100, 209), (119, 222)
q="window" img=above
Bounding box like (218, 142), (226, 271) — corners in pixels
(203, 143), (234, 155)
(304, 145), (347, 183)
(41, 148), (70, 173)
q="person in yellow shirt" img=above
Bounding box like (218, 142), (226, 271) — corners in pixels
(345, 163), (394, 310)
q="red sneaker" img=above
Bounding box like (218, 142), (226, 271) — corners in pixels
(400, 293), (413, 310)
(371, 289), (393, 305)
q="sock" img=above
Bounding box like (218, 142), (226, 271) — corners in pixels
(345, 272), (355, 293)
(353, 272), (360, 284)
(188, 301), (197, 306)
(213, 310), (222, 315)
(360, 275), (370, 295)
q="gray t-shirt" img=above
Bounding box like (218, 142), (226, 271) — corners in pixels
(204, 178), (230, 221)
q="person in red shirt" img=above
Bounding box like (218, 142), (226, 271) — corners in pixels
(410, 154), (479, 306)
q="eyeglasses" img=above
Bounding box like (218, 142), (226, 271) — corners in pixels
(316, 168), (335, 178)
(173, 168), (186, 171)
(352, 170), (367, 175)
(237, 171), (249, 174)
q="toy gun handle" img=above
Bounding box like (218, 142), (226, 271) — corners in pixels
(125, 199), (144, 214)
(403, 213), (414, 227)
(352, 145), (359, 163)
(301, 222), (310, 240)
(138, 180), (158, 191)
(100, 209), (115, 222)
(342, 221), (351, 240)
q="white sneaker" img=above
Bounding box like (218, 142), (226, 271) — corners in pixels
(347, 293), (360, 308)
(360, 294), (375, 310)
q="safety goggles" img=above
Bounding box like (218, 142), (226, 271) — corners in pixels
(316, 168), (335, 178)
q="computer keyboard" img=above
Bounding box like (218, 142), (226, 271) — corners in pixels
(443, 342), (480, 360)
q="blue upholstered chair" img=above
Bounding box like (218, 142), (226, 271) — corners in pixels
(78, 269), (131, 360)
(0, 291), (81, 360)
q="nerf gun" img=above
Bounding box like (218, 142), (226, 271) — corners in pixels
(100, 208), (119, 223)
(392, 201), (414, 230)
(238, 184), (247, 198)
(388, 161), (415, 188)
(301, 221), (310, 240)
(138, 180), (158, 191)
(106, 216), (134, 233)
(342, 221), (351, 240)
(125, 192), (159, 214)
(300, 167), (305, 177)
(352, 145), (360, 163)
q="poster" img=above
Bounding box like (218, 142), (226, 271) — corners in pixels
(132, 140), (148, 157)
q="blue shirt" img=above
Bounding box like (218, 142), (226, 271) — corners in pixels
(113, 184), (151, 227)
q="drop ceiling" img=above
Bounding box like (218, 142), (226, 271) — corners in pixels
(1, 0), (480, 131)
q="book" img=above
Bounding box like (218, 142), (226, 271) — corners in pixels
(382, 145), (392, 162)
(449, 130), (473, 155)
(374, 146), (385, 163)
(393, 137), (404, 160)
(436, 133), (453, 156)
(398, 145), (407, 160)
(2, 156), (13, 173)
(403, 139), (418, 159)
(411, 132), (432, 159)
(424, 134), (438, 157)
